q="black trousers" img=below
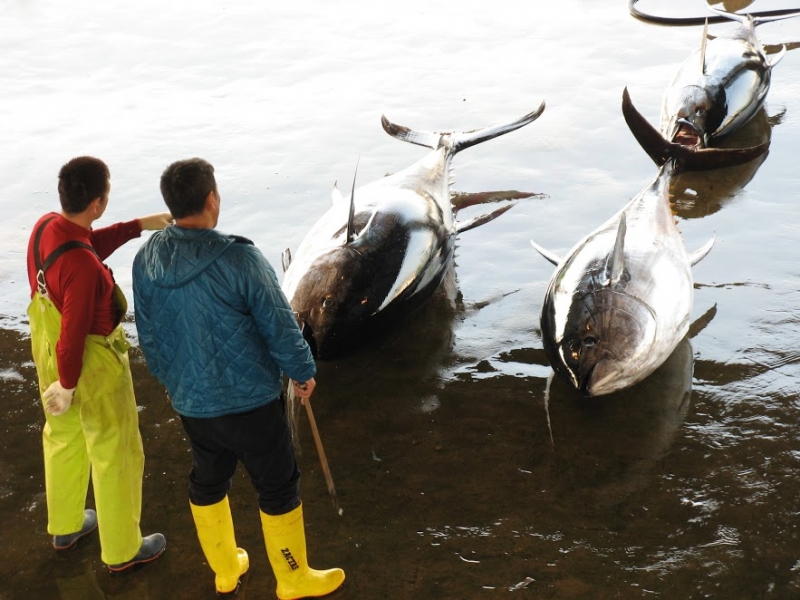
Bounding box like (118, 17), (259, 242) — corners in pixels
(179, 395), (301, 515)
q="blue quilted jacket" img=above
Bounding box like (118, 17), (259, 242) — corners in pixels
(132, 225), (315, 418)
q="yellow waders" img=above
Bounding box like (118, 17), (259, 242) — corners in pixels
(28, 289), (145, 566)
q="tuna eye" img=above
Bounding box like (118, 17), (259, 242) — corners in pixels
(322, 296), (335, 309)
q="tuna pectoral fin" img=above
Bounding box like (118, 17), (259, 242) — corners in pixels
(769, 45), (787, 68)
(622, 88), (769, 171)
(455, 203), (515, 234)
(689, 234), (715, 266)
(331, 181), (346, 206)
(452, 190), (545, 212)
(530, 240), (561, 266)
(281, 247), (292, 273)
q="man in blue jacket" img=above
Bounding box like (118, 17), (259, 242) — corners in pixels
(132, 158), (345, 598)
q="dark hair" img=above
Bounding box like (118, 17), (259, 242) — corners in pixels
(160, 158), (217, 219)
(57, 156), (110, 214)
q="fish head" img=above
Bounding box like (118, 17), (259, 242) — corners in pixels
(553, 289), (658, 397)
(286, 246), (383, 360)
(663, 85), (715, 147)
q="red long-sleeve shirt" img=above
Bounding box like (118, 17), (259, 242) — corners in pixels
(27, 213), (142, 389)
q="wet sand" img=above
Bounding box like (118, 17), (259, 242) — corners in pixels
(2, 318), (553, 600)
(2, 291), (800, 600)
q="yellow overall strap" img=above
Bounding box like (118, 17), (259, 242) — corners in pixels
(32, 216), (127, 323)
(32, 216), (98, 298)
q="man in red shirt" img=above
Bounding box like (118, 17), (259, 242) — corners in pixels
(26, 156), (171, 571)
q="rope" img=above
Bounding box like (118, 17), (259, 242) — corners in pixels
(629, 0), (800, 26)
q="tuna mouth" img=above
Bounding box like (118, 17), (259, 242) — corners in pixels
(300, 320), (318, 359)
(671, 120), (704, 148)
(579, 365), (596, 396)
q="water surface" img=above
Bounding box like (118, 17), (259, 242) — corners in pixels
(1, 0), (799, 598)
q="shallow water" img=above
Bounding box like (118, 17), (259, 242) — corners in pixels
(2, 0), (800, 598)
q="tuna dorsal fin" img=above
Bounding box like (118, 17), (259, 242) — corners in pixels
(606, 213), (626, 285)
(281, 247), (292, 273)
(331, 181), (346, 207)
(530, 240), (561, 266)
(689, 234), (715, 266)
(345, 158), (359, 244)
(700, 18), (708, 75)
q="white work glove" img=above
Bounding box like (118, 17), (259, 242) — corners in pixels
(43, 381), (75, 416)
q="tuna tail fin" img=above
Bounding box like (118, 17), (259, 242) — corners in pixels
(622, 87), (770, 171)
(530, 240), (562, 267)
(752, 11), (800, 26)
(381, 100), (546, 155)
(707, 6), (800, 27)
(706, 7), (747, 24)
(380, 116), (443, 149)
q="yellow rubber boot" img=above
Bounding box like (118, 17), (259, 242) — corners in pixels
(190, 497), (249, 596)
(260, 503), (345, 600)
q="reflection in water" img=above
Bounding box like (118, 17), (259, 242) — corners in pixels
(296, 188), (539, 390)
(3, 1), (800, 597)
(543, 337), (694, 508)
(296, 262), (461, 438)
(670, 107), (774, 218)
(53, 561), (149, 600)
(711, 0), (754, 12)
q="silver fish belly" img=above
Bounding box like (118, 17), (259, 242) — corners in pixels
(282, 104), (545, 360)
(660, 11), (787, 148)
(533, 165), (711, 396)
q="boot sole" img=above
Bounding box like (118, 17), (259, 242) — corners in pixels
(108, 543), (167, 573)
(278, 580), (346, 600)
(52, 522), (98, 551)
(217, 566), (250, 597)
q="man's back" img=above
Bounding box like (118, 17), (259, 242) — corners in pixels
(132, 225), (315, 418)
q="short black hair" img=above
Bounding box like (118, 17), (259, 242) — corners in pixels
(160, 158), (217, 219)
(58, 156), (110, 214)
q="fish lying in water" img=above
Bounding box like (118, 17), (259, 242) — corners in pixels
(625, 7), (799, 166)
(529, 90), (724, 397)
(282, 103), (545, 359)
